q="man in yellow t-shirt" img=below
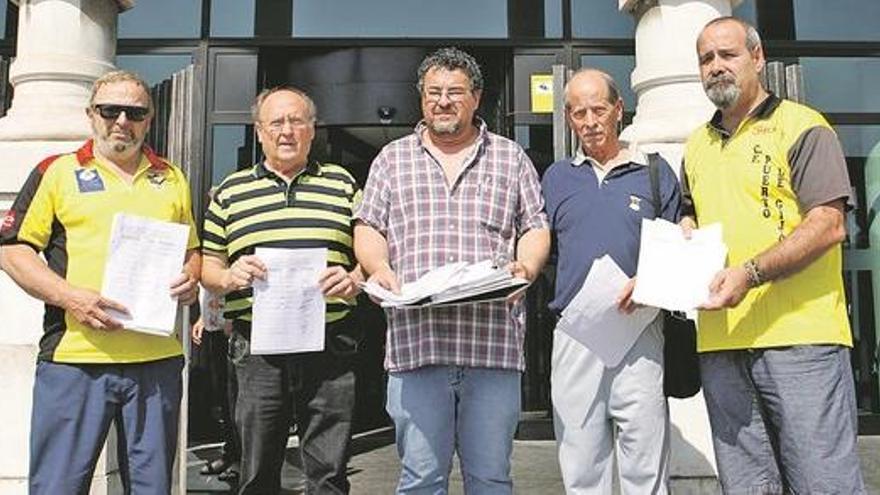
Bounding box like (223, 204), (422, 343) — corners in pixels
(0, 71), (200, 494)
(681, 17), (865, 493)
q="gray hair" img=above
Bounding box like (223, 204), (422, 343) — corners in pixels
(564, 68), (622, 109)
(251, 85), (317, 124)
(701, 16), (762, 52)
(89, 70), (153, 111)
(416, 47), (484, 93)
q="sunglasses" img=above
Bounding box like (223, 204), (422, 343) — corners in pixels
(92, 104), (151, 122)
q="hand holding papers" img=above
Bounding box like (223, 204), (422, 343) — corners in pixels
(360, 260), (530, 308)
(631, 218), (727, 312)
(101, 213), (190, 336)
(557, 255), (659, 367)
(251, 247), (326, 355)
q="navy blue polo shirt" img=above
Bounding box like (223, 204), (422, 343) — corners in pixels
(542, 149), (681, 313)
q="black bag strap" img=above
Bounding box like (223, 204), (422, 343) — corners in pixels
(647, 152), (661, 218)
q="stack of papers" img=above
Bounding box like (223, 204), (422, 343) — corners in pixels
(557, 255), (659, 367)
(101, 213), (190, 336)
(631, 218), (728, 312)
(360, 260), (530, 308)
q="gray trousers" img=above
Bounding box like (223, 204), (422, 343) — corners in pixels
(551, 318), (669, 494)
(700, 345), (866, 494)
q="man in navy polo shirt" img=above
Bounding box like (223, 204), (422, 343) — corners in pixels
(542, 68), (681, 494)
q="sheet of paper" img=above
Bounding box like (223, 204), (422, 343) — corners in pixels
(631, 218), (728, 312)
(251, 247), (326, 355)
(101, 213), (189, 336)
(360, 262), (468, 307)
(557, 255), (659, 367)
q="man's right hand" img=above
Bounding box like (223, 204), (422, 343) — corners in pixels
(679, 216), (697, 240)
(367, 266), (401, 303)
(222, 254), (267, 292)
(62, 287), (127, 331)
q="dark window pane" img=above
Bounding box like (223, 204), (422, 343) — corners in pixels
(291, 0), (506, 38)
(835, 125), (880, 159)
(116, 55), (193, 86)
(210, 0), (255, 37)
(211, 125), (255, 185)
(733, 0), (757, 26)
(545, 0), (563, 39)
(118, 0), (201, 39)
(799, 58), (880, 113)
(571, 1), (634, 39)
(0, 1), (7, 40)
(578, 55), (637, 110)
(795, 0), (880, 41)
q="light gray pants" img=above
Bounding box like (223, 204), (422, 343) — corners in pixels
(551, 318), (669, 495)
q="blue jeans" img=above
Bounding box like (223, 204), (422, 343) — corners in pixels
(700, 345), (866, 495)
(386, 366), (521, 495)
(29, 357), (183, 495)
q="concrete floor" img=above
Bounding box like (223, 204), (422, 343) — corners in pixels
(186, 431), (880, 494)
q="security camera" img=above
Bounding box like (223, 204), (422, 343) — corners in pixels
(377, 106), (396, 124)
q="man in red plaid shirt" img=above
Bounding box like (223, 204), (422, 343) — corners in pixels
(354, 47), (550, 494)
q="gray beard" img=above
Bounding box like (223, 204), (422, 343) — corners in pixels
(705, 80), (741, 110)
(429, 120), (461, 135)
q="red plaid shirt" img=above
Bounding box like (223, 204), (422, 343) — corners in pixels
(355, 120), (548, 372)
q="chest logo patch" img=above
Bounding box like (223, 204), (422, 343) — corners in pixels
(0, 210), (15, 233)
(147, 170), (168, 188)
(628, 195), (641, 212)
(75, 168), (105, 193)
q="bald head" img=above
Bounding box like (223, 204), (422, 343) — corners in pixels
(564, 68), (621, 110)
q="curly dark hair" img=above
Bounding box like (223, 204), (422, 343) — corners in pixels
(416, 47), (484, 93)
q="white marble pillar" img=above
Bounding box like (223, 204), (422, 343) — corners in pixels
(0, 1), (123, 492)
(617, 0), (740, 492)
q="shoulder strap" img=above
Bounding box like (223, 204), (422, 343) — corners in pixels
(647, 152), (661, 218)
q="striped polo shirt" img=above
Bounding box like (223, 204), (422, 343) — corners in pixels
(202, 160), (361, 324)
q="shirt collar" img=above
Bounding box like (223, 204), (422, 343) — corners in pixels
(571, 145), (647, 169)
(75, 139), (168, 170)
(253, 160), (321, 180)
(708, 93), (782, 137)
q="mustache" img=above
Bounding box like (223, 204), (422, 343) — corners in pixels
(705, 73), (736, 87)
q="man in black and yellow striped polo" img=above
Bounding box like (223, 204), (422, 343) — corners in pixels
(201, 86), (363, 495)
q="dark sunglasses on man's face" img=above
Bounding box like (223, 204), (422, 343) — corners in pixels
(92, 104), (150, 122)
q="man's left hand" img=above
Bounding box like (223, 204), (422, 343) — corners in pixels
(616, 277), (641, 314)
(699, 266), (750, 310)
(506, 260), (536, 282)
(319, 266), (360, 299)
(170, 272), (199, 306)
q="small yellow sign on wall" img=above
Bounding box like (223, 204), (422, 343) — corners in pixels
(530, 74), (553, 113)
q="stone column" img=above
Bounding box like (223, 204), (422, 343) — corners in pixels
(0, 1), (123, 492)
(617, 0), (739, 492)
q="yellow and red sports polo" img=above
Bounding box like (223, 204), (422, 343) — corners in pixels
(0, 140), (199, 363)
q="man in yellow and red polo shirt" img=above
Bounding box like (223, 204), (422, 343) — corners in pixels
(0, 70), (200, 494)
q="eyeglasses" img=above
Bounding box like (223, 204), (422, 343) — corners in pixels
(261, 115), (313, 133)
(423, 87), (471, 104)
(92, 104), (151, 122)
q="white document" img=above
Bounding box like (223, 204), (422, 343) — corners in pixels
(557, 255), (659, 367)
(101, 213), (190, 336)
(632, 218), (728, 312)
(251, 247), (326, 355)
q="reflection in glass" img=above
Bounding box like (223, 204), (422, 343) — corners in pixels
(292, 0), (506, 38)
(211, 125), (255, 186)
(732, 0), (758, 27)
(571, 1), (633, 39)
(835, 126), (880, 159)
(118, 0), (201, 39)
(544, 0), (563, 39)
(578, 55), (637, 110)
(0, 0), (7, 40)
(799, 58), (880, 113)
(210, 0), (256, 37)
(116, 55), (193, 86)
(795, 0), (880, 41)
